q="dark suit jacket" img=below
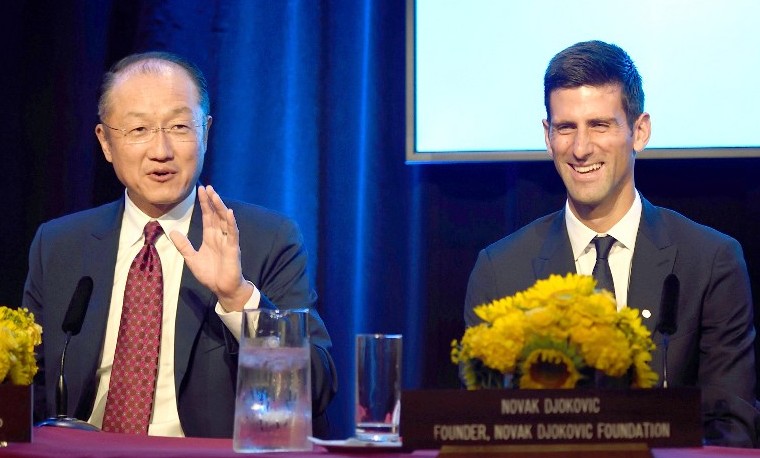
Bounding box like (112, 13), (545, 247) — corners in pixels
(465, 196), (758, 447)
(24, 196), (337, 438)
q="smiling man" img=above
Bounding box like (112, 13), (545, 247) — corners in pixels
(24, 52), (336, 438)
(464, 40), (757, 447)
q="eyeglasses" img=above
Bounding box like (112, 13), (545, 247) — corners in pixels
(101, 121), (206, 144)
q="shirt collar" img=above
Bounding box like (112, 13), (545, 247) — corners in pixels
(565, 191), (642, 260)
(122, 188), (196, 248)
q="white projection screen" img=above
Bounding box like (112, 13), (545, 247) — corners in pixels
(406, 0), (760, 163)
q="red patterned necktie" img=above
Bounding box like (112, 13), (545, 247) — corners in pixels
(102, 221), (164, 434)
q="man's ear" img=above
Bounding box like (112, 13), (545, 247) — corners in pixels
(543, 119), (554, 159)
(95, 124), (114, 163)
(632, 112), (651, 153)
(202, 115), (213, 148)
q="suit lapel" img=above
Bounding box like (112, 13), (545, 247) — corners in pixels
(71, 200), (123, 417)
(532, 209), (576, 280)
(174, 201), (215, 387)
(627, 198), (677, 333)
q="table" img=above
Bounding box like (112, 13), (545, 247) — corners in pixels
(1, 428), (759, 458)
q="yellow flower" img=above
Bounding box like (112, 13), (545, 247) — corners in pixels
(523, 274), (597, 307)
(574, 326), (632, 377)
(0, 327), (14, 382)
(632, 350), (658, 388)
(519, 347), (582, 389)
(459, 323), (523, 374)
(474, 295), (519, 323)
(453, 273), (657, 389)
(0, 306), (42, 385)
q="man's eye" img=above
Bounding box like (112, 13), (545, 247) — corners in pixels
(555, 125), (574, 134)
(170, 124), (192, 133)
(128, 126), (149, 135)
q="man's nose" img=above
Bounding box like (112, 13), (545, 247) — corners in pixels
(572, 128), (593, 159)
(148, 129), (174, 160)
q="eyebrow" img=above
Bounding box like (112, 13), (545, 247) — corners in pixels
(585, 117), (619, 125)
(122, 107), (195, 119)
(551, 116), (619, 127)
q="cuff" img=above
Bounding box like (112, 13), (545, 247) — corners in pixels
(215, 281), (261, 341)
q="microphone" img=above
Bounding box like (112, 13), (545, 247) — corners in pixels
(655, 273), (680, 388)
(61, 276), (92, 336)
(36, 276), (100, 431)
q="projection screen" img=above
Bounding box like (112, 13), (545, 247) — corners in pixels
(407, 0), (760, 163)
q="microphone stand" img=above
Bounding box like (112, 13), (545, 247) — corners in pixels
(36, 332), (100, 431)
(657, 274), (679, 390)
(661, 333), (670, 389)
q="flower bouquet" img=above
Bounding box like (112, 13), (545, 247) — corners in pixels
(451, 273), (657, 390)
(0, 306), (42, 385)
(0, 306), (42, 443)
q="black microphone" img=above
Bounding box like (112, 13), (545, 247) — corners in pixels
(655, 273), (680, 388)
(36, 276), (100, 431)
(61, 276), (93, 336)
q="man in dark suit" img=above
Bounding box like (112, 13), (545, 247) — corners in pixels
(465, 40), (757, 447)
(23, 52), (336, 437)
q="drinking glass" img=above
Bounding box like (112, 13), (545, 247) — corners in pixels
(355, 334), (402, 442)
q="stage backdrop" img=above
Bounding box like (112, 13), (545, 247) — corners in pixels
(1, 0), (758, 439)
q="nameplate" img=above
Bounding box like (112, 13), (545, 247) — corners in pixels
(0, 384), (33, 443)
(400, 388), (701, 450)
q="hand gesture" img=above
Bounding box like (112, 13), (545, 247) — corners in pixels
(169, 185), (253, 312)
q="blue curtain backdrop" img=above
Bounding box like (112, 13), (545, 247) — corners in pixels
(2, 0), (759, 439)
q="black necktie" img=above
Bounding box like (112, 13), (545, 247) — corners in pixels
(592, 235), (616, 297)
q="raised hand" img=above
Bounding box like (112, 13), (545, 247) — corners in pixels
(169, 185), (253, 312)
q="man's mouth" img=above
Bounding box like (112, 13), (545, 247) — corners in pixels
(571, 163), (603, 174)
(149, 170), (175, 181)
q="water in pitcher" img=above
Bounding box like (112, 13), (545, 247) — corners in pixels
(233, 345), (312, 452)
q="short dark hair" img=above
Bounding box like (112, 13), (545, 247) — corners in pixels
(98, 51), (210, 120)
(544, 40), (644, 128)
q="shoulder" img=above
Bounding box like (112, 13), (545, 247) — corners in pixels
(646, 203), (740, 248)
(225, 199), (299, 232)
(482, 211), (563, 259)
(34, 200), (122, 240)
(643, 201), (747, 268)
(222, 199), (305, 250)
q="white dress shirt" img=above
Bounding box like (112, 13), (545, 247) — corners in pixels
(565, 191), (642, 310)
(88, 189), (260, 436)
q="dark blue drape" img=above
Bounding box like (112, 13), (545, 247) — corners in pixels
(197, 1), (422, 436)
(2, 0), (759, 440)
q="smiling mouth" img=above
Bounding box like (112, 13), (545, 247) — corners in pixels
(572, 163), (603, 174)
